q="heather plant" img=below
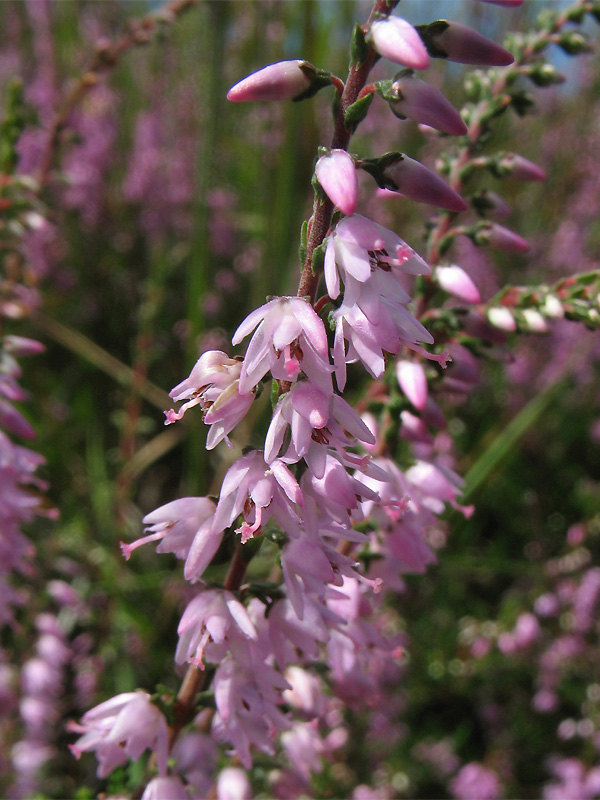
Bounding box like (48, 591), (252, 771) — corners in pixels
(2, 1), (600, 799)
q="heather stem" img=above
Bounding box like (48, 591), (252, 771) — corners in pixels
(297, 0), (399, 303)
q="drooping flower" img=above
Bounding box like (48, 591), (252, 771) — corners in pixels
(232, 296), (332, 393)
(68, 691), (169, 778)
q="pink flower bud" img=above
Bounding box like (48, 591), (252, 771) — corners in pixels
(475, 190), (512, 220)
(396, 360), (428, 410)
(390, 74), (467, 135)
(227, 60), (312, 102)
(487, 306), (516, 331)
(522, 308), (547, 333)
(2, 335), (45, 357)
(217, 767), (252, 800)
(428, 21), (514, 66)
(513, 612), (540, 649)
(368, 17), (430, 70)
(482, 222), (530, 253)
(477, 0), (524, 6)
(500, 153), (546, 181)
(436, 265), (481, 303)
(382, 155), (467, 212)
(315, 150), (358, 216)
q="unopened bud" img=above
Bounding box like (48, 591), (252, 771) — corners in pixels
(436, 265), (481, 304)
(471, 190), (511, 220)
(396, 360), (428, 410)
(315, 150), (358, 216)
(386, 72), (467, 135)
(367, 16), (430, 70)
(476, 0), (524, 6)
(217, 768), (252, 800)
(364, 153), (466, 212)
(522, 308), (548, 333)
(417, 20), (514, 66)
(500, 153), (546, 182)
(487, 306), (517, 331)
(2, 335), (45, 357)
(540, 294), (564, 319)
(227, 60), (324, 103)
(475, 222), (530, 253)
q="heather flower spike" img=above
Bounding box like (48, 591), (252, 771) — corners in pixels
(227, 60), (332, 103)
(382, 71), (467, 135)
(367, 16), (430, 70)
(315, 150), (358, 216)
(417, 20), (514, 66)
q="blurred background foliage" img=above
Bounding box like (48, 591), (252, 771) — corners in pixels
(1, 0), (600, 797)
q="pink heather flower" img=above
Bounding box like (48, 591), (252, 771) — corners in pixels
(211, 450), (303, 542)
(264, 380), (375, 475)
(436, 265), (481, 304)
(164, 350), (253, 449)
(396, 360), (428, 410)
(477, 190), (512, 220)
(2, 335), (45, 357)
(427, 21), (514, 66)
(212, 654), (291, 768)
(381, 155), (467, 212)
(122, 497), (221, 582)
(283, 666), (325, 717)
(324, 214), (429, 300)
(443, 343), (480, 395)
(227, 60), (312, 102)
(68, 691), (169, 778)
(450, 762), (500, 800)
(513, 612), (541, 649)
(281, 721), (324, 781)
(405, 460), (474, 517)
(217, 767), (252, 800)
(367, 17), (430, 70)
(521, 308), (548, 333)
(315, 150), (358, 216)
(176, 589), (257, 667)
(268, 597), (331, 666)
(232, 296), (331, 393)
(142, 775), (187, 800)
(500, 153), (546, 182)
(388, 73), (467, 135)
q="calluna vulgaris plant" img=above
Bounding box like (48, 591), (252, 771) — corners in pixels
(2, 0), (600, 798)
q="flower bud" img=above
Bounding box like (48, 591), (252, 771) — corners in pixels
(487, 306), (517, 331)
(217, 767), (252, 800)
(436, 265), (481, 303)
(418, 20), (514, 66)
(367, 17), (430, 70)
(388, 72), (467, 135)
(315, 150), (358, 216)
(540, 294), (563, 319)
(521, 308), (547, 333)
(476, 222), (530, 253)
(500, 153), (546, 182)
(476, 0), (524, 6)
(227, 60), (315, 102)
(378, 154), (467, 212)
(471, 190), (512, 220)
(396, 360), (428, 410)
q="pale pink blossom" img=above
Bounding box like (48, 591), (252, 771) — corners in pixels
(68, 691), (169, 778)
(487, 306), (517, 331)
(164, 350), (253, 448)
(211, 450), (303, 542)
(176, 589), (257, 667)
(122, 497), (220, 582)
(141, 776), (187, 800)
(217, 767), (252, 800)
(315, 150), (358, 215)
(450, 762), (500, 800)
(227, 60), (312, 103)
(500, 153), (546, 182)
(367, 17), (430, 70)
(233, 296), (331, 392)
